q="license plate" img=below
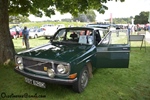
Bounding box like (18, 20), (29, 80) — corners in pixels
(25, 77), (46, 88)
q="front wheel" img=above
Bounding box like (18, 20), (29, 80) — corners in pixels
(72, 66), (89, 93)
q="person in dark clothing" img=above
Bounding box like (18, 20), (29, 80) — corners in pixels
(116, 26), (120, 37)
(22, 26), (29, 49)
(70, 32), (78, 40)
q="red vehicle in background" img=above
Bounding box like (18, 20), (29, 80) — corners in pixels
(10, 28), (22, 39)
(10, 28), (17, 38)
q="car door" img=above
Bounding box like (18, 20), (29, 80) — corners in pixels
(96, 30), (130, 68)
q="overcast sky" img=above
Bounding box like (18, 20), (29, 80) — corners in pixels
(97, 0), (150, 19)
(29, 0), (150, 21)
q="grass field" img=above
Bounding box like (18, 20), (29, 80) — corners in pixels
(10, 21), (87, 28)
(0, 37), (150, 100)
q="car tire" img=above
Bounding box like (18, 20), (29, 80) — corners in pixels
(72, 66), (89, 93)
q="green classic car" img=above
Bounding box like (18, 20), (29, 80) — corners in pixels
(15, 27), (130, 93)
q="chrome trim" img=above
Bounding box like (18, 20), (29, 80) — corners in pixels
(16, 56), (70, 65)
(51, 62), (55, 69)
(15, 56), (71, 77)
(15, 68), (77, 84)
(77, 53), (95, 65)
(25, 67), (47, 75)
(25, 62), (49, 68)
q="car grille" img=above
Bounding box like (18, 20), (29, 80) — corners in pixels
(23, 58), (53, 72)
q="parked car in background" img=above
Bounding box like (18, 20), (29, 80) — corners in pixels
(40, 24), (55, 30)
(56, 24), (65, 29)
(40, 24), (57, 39)
(29, 28), (45, 39)
(10, 28), (16, 38)
(43, 26), (58, 39)
(14, 27), (130, 93)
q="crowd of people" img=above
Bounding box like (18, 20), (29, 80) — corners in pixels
(127, 23), (150, 35)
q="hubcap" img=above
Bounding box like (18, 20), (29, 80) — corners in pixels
(81, 70), (88, 88)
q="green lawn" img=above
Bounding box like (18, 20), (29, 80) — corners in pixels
(10, 21), (87, 28)
(13, 37), (49, 52)
(0, 37), (150, 100)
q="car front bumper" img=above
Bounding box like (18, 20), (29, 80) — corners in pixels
(14, 68), (77, 85)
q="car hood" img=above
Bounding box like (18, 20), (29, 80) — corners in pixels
(17, 43), (93, 63)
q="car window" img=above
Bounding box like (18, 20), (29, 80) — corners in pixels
(53, 29), (93, 45)
(78, 35), (87, 44)
(99, 29), (128, 46)
(53, 29), (66, 41)
(110, 30), (128, 44)
(99, 33), (110, 46)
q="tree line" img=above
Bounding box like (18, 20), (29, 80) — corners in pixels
(10, 11), (149, 25)
(110, 11), (149, 24)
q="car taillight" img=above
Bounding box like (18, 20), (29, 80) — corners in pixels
(43, 28), (46, 31)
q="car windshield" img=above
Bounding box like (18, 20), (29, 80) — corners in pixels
(30, 29), (36, 32)
(52, 28), (94, 45)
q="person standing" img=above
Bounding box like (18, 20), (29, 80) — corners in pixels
(127, 23), (132, 35)
(22, 26), (29, 49)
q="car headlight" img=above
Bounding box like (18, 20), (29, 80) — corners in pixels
(47, 69), (55, 78)
(16, 57), (24, 70)
(57, 64), (69, 74)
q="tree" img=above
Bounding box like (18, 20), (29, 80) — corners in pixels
(86, 10), (96, 22)
(0, 0), (125, 64)
(9, 15), (30, 24)
(0, 0), (15, 64)
(110, 17), (131, 24)
(73, 14), (88, 22)
(134, 11), (149, 24)
(72, 10), (96, 22)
